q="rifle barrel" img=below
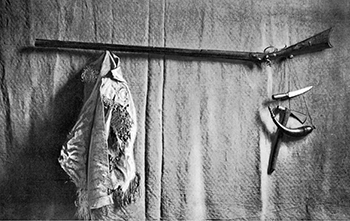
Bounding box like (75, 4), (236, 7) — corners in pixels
(35, 39), (258, 62)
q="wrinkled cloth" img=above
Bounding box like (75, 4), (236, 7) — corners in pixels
(58, 51), (139, 219)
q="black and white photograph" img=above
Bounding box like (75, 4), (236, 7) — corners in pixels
(0, 0), (349, 220)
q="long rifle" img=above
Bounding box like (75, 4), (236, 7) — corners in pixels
(35, 28), (332, 65)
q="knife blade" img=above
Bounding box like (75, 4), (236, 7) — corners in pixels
(272, 86), (313, 100)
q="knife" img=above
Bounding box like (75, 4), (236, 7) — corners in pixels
(272, 86), (313, 100)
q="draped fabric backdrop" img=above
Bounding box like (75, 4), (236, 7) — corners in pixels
(1, 0), (350, 220)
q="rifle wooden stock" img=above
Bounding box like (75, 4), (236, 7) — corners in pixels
(251, 28), (333, 63)
(35, 28), (332, 64)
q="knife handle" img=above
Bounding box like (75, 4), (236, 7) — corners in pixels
(272, 93), (288, 100)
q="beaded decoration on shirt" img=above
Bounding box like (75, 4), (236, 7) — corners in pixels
(81, 66), (99, 82)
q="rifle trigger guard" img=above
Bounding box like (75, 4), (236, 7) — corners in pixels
(263, 45), (278, 53)
(262, 46), (279, 65)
